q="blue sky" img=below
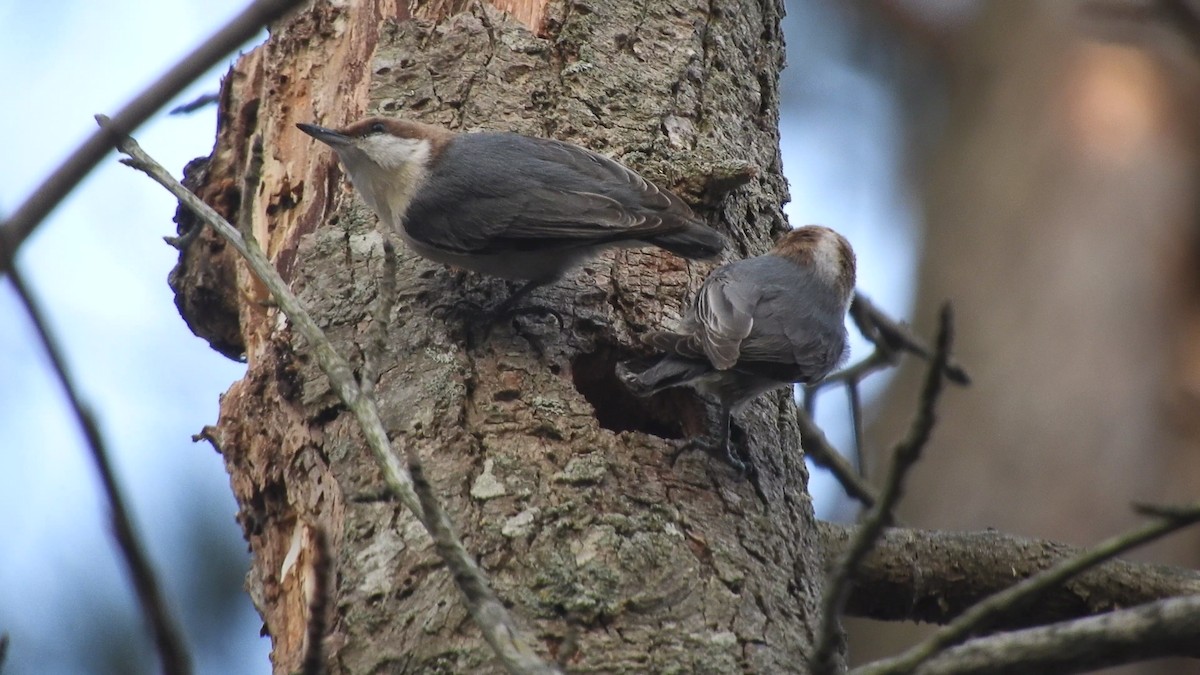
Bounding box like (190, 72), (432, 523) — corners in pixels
(0, 1), (916, 672)
(781, 2), (919, 518)
(0, 1), (264, 673)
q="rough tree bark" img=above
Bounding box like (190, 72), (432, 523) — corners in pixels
(174, 0), (821, 672)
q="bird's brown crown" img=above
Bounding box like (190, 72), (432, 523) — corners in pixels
(772, 225), (856, 298)
(337, 117), (455, 156)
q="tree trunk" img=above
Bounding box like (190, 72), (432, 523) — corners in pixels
(179, 1), (822, 672)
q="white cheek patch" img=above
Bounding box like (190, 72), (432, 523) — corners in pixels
(811, 234), (844, 280)
(360, 135), (431, 170)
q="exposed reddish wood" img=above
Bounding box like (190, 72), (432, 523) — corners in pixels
(198, 3), (387, 671)
(415, 0), (547, 32)
(489, 0), (548, 32)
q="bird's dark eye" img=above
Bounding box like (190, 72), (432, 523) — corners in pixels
(371, 122), (386, 134)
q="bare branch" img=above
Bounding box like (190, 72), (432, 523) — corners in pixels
(804, 294), (969, 486)
(811, 304), (956, 673)
(815, 522), (1200, 626)
(849, 294), (970, 386)
(915, 595), (1200, 675)
(813, 346), (898, 390)
(853, 502), (1200, 675)
(105, 119), (560, 675)
(5, 260), (190, 673)
(795, 408), (878, 509)
(0, 0), (306, 274)
(846, 382), (866, 477)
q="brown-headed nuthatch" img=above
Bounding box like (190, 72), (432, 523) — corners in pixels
(297, 117), (726, 314)
(618, 225), (856, 471)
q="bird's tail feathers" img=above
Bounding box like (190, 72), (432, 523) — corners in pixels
(645, 221), (725, 260)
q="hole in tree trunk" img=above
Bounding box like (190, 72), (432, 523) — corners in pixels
(571, 342), (707, 441)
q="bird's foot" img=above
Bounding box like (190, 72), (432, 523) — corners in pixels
(432, 295), (563, 329)
(491, 303), (564, 329)
(668, 437), (751, 479)
(429, 297), (486, 322)
(430, 297), (563, 356)
(483, 303), (566, 357)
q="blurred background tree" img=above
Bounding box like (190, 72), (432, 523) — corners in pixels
(816, 2), (1200, 673)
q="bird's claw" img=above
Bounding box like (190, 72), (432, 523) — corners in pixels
(429, 297), (485, 320)
(429, 297), (563, 358)
(431, 296), (563, 329)
(492, 303), (565, 330)
(668, 437), (750, 478)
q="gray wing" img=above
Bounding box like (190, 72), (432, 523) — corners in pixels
(736, 262), (849, 379)
(654, 256), (848, 377)
(645, 264), (761, 371)
(404, 133), (695, 253)
(693, 268), (761, 370)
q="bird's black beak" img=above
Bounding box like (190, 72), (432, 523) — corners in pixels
(297, 122), (351, 147)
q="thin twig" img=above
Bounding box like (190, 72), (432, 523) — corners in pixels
(1135, 501), (1200, 519)
(811, 304), (955, 674)
(795, 408), (878, 509)
(169, 93), (220, 116)
(848, 294), (970, 385)
(913, 594), (1200, 674)
(854, 502), (1200, 675)
(5, 262), (191, 674)
(800, 338), (893, 500)
(804, 294), (968, 486)
(0, 0), (306, 275)
(103, 113), (420, 512)
(815, 348), (897, 390)
(104, 118), (558, 675)
(845, 381), (866, 478)
(407, 452), (550, 671)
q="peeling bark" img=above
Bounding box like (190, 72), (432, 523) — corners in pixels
(177, 1), (813, 672)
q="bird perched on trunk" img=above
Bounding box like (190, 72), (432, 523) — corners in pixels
(618, 225), (856, 472)
(297, 117), (725, 315)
